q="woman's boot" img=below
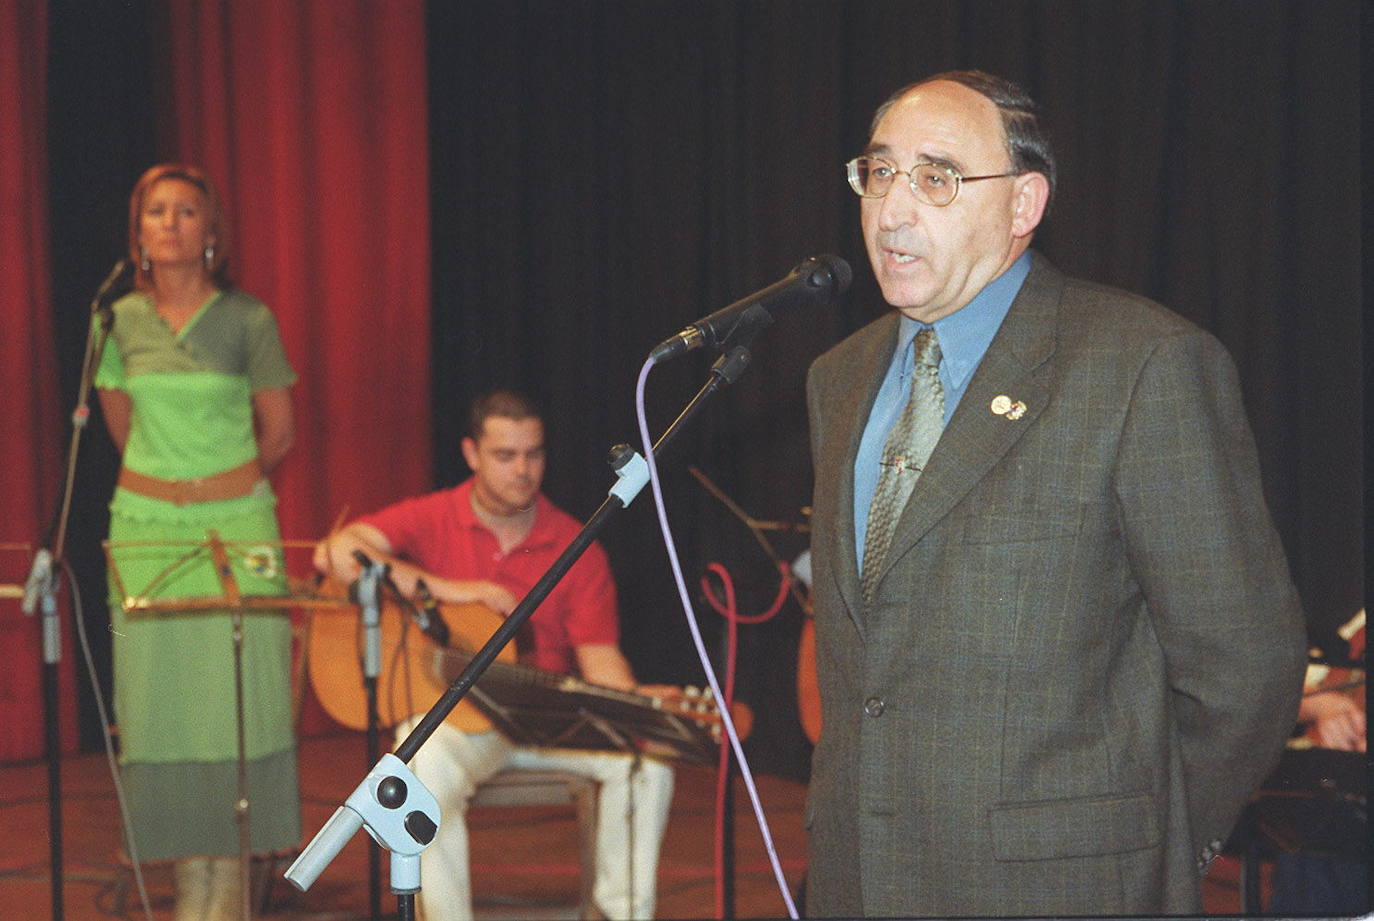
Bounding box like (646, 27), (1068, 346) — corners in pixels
(172, 856), (211, 921)
(204, 857), (242, 921)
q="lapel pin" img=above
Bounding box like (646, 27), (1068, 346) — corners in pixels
(990, 395), (1027, 420)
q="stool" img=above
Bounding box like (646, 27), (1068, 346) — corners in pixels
(469, 768), (601, 920)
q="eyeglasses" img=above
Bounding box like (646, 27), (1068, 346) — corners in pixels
(845, 156), (1018, 207)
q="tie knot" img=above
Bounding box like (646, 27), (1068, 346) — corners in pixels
(913, 328), (942, 369)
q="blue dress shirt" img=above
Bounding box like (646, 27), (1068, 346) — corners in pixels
(852, 252), (1032, 570)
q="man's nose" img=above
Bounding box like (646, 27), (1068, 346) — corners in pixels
(876, 175), (923, 230)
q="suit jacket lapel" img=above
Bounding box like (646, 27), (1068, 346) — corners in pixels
(826, 313), (900, 631)
(870, 256), (1063, 591)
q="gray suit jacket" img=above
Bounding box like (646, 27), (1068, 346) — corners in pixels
(803, 254), (1306, 917)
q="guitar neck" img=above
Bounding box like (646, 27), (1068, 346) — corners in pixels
(441, 647), (658, 708)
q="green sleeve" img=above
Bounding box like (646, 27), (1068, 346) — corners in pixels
(245, 301), (297, 391)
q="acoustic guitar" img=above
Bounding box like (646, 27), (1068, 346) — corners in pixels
(306, 587), (750, 761)
(797, 613), (821, 745)
(306, 587), (511, 734)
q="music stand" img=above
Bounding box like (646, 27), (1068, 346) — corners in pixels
(104, 534), (337, 921)
(0, 542), (29, 600)
(430, 648), (727, 767)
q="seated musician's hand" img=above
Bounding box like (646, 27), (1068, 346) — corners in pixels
(478, 582), (519, 616)
(438, 579), (518, 616)
(311, 538), (335, 575)
(1308, 695), (1367, 752)
(312, 536), (356, 581)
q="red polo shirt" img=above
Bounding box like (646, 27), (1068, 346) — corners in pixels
(359, 478), (619, 676)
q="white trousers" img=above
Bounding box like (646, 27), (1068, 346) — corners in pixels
(399, 718), (675, 921)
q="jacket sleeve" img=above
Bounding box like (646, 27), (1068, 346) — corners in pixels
(1112, 327), (1307, 862)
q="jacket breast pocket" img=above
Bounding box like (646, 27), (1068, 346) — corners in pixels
(989, 790), (1159, 861)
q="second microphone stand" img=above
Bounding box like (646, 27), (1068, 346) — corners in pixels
(20, 263), (128, 921)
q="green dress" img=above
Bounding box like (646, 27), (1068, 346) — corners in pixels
(97, 288), (300, 860)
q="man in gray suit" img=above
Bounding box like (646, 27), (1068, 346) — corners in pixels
(804, 70), (1307, 916)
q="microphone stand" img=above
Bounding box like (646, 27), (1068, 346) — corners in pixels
(20, 270), (122, 918)
(350, 554), (387, 921)
(286, 336), (763, 914)
(19, 266), (124, 921)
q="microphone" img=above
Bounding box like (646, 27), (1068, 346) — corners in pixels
(650, 254), (851, 362)
(347, 550), (389, 605)
(412, 579), (451, 648)
(349, 549), (451, 648)
(20, 549), (53, 616)
(90, 258), (133, 330)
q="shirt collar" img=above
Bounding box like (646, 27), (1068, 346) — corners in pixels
(453, 477), (557, 550)
(895, 250), (1032, 389)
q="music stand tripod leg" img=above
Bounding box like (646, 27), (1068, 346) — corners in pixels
(207, 532), (254, 921)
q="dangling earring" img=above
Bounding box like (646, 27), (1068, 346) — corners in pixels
(139, 247), (150, 272)
(203, 244), (215, 270)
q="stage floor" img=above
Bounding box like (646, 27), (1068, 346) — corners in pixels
(0, 731), (1254, 919)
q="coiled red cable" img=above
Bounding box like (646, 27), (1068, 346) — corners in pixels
(698, 559), (791, 917)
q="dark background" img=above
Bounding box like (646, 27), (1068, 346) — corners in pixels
(48, 0), (1364, 778)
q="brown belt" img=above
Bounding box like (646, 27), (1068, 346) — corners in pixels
(117, 459), (264, 506)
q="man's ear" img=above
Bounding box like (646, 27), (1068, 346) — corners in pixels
(1010, 172), (1050, 239)
(460, 436), (479, 471)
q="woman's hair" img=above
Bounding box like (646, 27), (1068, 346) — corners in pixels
(127, 163), (233, 289)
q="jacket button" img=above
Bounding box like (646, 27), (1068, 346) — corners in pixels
(863, 696), (885, 717)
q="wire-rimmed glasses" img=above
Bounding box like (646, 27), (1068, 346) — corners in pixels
(845, 156), (1018, 207)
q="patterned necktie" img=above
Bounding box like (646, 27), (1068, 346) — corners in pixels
(862, 328), (944, 601)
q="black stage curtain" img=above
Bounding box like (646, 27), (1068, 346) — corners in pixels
(47, 0), (159, 752)
(425, 1), (1361, 775)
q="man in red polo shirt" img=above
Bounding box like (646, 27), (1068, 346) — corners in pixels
(314, 389), (674, 921)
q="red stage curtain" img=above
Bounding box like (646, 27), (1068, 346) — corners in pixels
(0, 0), (80, 760)
(157, 0), (434, 733)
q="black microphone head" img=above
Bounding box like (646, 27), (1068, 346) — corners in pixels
(797, 254), (852, 299)
(106, 258), (134, 291)
(93, 258), (135, 307)
(650, 253), (853, 361)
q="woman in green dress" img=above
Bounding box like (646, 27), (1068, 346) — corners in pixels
(96, 164), (299, 921)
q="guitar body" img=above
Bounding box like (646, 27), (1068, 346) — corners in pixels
(306, 584), (512, 734)
(797, 614), (821, 745)
(306, 580), (754, 762)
